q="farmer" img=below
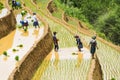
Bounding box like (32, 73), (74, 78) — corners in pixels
(53, 32), (59, 52)
(20, 20), (29, 29)
(89, 36), (98, 59)
(12, 0), (17, 9)
(32, 13), (40, 28)
(12, 0), (21, 9)
(16, 2), (21, 9)
(74, 35), (83, 51)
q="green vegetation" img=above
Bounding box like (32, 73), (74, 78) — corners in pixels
(24, 28), (27, 32)
(15, 56), (19, 61)
(53, 0), (120, 45)
(12, 49), (19, 52)
(33, 59), (90, 80)
(0, 2), (4, 10)
(3, 51), (8, 56)
(17, 44), (23, 48)
(111, 78), (116, 80)
(52, 8), (63, 19)
(21, 10), (27, 16)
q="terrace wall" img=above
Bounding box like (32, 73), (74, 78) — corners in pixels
(9, 26), (53, 80)
(0, 10), (16, 39)
(8, 4), (53, 79)
(93, 56), (103, 80)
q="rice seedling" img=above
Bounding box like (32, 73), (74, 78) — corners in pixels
(17, 44), (23, 48)
(12, 49), (19, 52)
(15, 56), (19, 61)
(3, 51), (8, 56)
(3, 51), (9, 61)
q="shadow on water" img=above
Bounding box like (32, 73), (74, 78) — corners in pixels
(75, 52), (83, 68)
(32, 28), (40, 38)
(0, 30), (16, 54)
(53, 51), (59, 70)
(21, 30), (29, 37)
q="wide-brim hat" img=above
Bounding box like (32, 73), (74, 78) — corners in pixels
(92, 36), (96, 39)
(74, 35), (79, 38)
(53, 32), (57, 35)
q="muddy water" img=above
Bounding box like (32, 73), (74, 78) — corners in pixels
(0, 30), (16, 54)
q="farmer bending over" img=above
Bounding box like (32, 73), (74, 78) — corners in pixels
(74, 35), (83, 51)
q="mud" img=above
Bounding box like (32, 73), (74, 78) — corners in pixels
(0, 10), (16, 39)
(47, 1), (57, 13)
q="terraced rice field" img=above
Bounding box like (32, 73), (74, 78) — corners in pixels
(96, 41), (120, 80)
(21, 0), (120, 80)
(52, 8), (63, 19)
(67, 18), (79, 29)
(22, 0), (92, 80)
(32, 48), (91, 80)
(36, 0), (49, 14)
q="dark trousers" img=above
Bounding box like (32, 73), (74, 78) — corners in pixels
(54, 44), (59, 52)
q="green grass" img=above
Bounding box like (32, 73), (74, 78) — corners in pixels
(52, 8), (63, 19)
(67, 18), (78, 27)
(36, 0), (49, 14)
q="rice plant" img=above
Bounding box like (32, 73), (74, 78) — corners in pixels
(17, 44), (23, 48)
(3, 51), (9, 57)
(12, 49), (19, 52)
(15, 56), (19, 61)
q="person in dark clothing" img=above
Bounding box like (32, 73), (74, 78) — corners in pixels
(20, 20), (29, 29)
(32, 13), (40, 28)
(74, 35), (83, 51)
(89, 36), (98, 59)
(53, 32), (59, 52)
(12, 0), (17, 9)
